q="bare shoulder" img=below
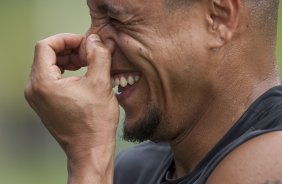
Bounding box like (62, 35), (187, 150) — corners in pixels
(206, 131), (282, 184)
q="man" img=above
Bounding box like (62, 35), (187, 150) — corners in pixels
(24, 0), (282, 183)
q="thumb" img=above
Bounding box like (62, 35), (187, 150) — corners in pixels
(84, 34), (112, 83)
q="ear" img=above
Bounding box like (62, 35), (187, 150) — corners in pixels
(206, 0), (240, 48)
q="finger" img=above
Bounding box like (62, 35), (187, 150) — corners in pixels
(32, 33), (84, 80)
(45, 33), (84, 54)
(57, 53), (82, 69)
(60, 64), (81, 71)
(84, 34), (112, 84)
(59, 66), (65, 74)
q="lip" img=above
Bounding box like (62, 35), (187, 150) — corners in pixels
(115, 74), (141, 103)
(111, 69), (139, 76)
(116, 83), (137, 102)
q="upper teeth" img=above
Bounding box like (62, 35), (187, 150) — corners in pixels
(112, 75), (140, 88)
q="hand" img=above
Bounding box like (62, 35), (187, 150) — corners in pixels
(24, 33), (119, 183)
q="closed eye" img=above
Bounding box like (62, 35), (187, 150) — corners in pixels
(109, 17), (121, 25)
(109, 17), (129, 29)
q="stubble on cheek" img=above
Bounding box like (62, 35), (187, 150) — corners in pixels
(122, 106), (162, 143)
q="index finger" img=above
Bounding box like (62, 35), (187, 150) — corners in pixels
(32, 33), (84, 79)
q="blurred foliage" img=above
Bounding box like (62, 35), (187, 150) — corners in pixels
(0, 1), (281, 184)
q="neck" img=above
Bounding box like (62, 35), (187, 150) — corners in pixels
(168, 67), (280, 179)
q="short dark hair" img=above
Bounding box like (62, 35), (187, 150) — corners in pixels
(164, 0), (280, 39)
(245, 0), (280, 40)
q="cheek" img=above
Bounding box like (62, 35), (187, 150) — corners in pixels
(116, 34), (154, 67)
(147, 38), (206, 102)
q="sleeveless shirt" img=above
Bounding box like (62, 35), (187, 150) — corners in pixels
(114, 85), (282, 184)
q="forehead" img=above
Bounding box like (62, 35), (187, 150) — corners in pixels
(87, 0), (125, 14)
(87, 0), (162, 15)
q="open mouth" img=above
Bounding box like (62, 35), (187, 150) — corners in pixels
(111, 72), (141, 100)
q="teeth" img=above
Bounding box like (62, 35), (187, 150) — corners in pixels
(111, 79), (115, 88)
(128, 76), (135, 85)
(114, 78), (120, 87)
(134, 76), (140, 82)
(111, 74), (141, 88)
(120, 76), (128, 87)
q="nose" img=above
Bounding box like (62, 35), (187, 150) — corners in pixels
(80, 26), (117, 65)
(90, 25), (117, 56)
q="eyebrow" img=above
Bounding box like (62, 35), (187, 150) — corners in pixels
(87, 0), (126, 16)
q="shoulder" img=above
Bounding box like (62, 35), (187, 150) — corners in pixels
(207, 131), (282, 184)
(114, 141), (171, 183)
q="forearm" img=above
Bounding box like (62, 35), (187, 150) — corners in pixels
(67, 141), (116, 184)
(25, 33), (120, 184)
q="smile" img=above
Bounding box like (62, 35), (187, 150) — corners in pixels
(111, 72), (141, 100)
(112, 73), (140, 89)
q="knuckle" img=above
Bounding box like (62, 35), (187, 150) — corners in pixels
(24, 82), (33, 101)
(93, 77), (111, 91)
(24, 80), (47, 101)
(30, 82), (41, 94)
(27, 80), (49, 98)
(34, 40), (45, 52)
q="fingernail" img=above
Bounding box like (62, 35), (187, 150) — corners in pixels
(88, 34), (101, 42)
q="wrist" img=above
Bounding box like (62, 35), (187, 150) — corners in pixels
(67, 140), (116, 184)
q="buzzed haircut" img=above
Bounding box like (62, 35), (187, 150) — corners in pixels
(164, 0), (280, 39)
(246, 0), (279, 40)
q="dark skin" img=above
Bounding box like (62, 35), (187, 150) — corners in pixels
(25, 0), (282, 183)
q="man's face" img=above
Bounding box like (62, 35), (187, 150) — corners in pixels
(86, 0), (214, 142)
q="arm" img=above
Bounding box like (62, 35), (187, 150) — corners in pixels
(24, 33), (119, 184)
(206, 131), (282, 184)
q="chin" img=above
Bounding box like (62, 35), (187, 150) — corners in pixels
(122, 106), (162, 143)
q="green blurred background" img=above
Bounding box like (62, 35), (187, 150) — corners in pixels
(0, 1), (281, 183)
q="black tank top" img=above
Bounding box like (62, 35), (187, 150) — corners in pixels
(114, 85), (282, 184)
